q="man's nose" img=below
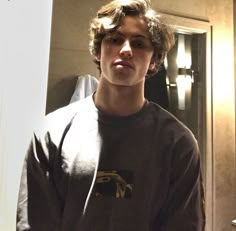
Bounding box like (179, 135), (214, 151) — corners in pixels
(120, 40), (133, 58)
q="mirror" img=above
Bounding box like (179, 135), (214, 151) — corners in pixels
(46, 1), (212, 229)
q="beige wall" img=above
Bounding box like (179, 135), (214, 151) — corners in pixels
(47, 0), (235, 230)
(206, 0), (235, 230)
(47, 0), (105, 113)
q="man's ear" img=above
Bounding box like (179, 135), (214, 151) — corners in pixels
(95, 55), (101, 61)
(148, 60), (155, 71)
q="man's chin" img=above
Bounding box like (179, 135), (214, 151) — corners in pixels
(110, 78), (144, 88)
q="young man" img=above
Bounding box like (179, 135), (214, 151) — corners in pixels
(17, 0), (205, 230)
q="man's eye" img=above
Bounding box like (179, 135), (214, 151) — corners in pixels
(132, 39), (153, 49)
(106, 36), (123, 45)
(112, 37), (123, 44)
(132, 40), (145, 48)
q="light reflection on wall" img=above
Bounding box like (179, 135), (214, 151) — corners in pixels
(213, 36), (234, 112)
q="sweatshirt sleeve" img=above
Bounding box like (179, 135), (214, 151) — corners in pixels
(157, 132), (206, 231)
(16, 132), (66, 231)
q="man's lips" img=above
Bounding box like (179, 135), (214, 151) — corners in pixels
(113, 60), (134, 69)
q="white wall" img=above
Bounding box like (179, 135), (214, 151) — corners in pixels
(0, 0), (53, 230)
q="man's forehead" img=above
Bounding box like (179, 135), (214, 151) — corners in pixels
(115, 16), (150, 38)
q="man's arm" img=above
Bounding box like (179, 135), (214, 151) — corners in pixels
(16, 133), (65, 231)
(156, 133), (205, 231)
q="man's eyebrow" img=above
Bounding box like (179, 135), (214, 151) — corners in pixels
(113, 31), (150, 39)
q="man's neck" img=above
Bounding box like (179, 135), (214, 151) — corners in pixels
(94, 78), (145, 117)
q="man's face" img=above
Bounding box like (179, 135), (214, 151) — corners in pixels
(98, 15), (155, 87)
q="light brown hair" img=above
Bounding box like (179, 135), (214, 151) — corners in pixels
(89, 0), (175, 76)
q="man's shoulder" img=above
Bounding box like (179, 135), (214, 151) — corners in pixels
(148, 102), (197, 144)
(47, 96), (92, 120)
(147, 101), (182, 125)
(35, 96), (95, 139)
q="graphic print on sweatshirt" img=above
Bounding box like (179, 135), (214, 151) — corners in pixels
(95, 170), (133, 199)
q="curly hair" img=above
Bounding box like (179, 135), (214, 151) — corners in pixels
(89, 0), (175, 76)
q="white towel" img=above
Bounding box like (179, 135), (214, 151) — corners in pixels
(70, 74), (99, 103)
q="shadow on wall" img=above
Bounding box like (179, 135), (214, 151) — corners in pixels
(46, 75), (78, 114)
(144, 64), (169, 111)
